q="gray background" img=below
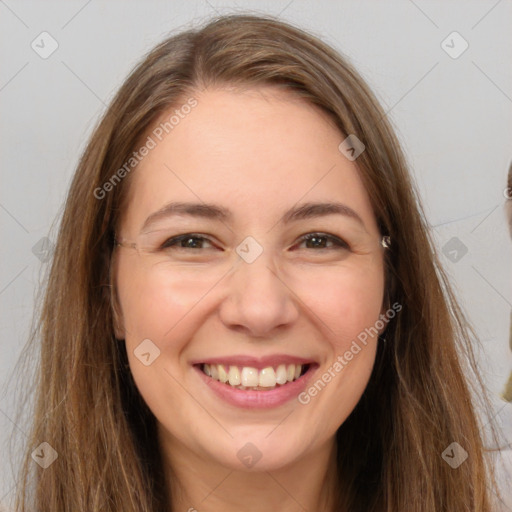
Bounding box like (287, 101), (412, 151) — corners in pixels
(1, 0), (511, 509)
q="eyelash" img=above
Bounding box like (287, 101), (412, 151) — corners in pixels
(160, 232), (350, 252)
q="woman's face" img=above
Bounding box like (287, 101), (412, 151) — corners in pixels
(114, 86), (387, 471)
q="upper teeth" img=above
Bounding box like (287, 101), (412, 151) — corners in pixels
(203, 363), (304, 388)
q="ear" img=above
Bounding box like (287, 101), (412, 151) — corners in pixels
(377, 289), (392, 336)
(109, 249), (126, 340)
(112, 294), (126, 340)
(378, 246), (397, 336)
(377, 306), (389, 336)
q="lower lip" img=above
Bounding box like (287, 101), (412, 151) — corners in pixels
(194, 364), (317, 409)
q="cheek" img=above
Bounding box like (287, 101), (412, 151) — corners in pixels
(115, 260), (212, 413)
(116, 258), (223, 341)
(293, 266), (384, 429)
(293, 262), (385, 344)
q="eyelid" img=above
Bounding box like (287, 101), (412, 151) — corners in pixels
(160, 232), (350, 251)
(294, 232), (350, 250)
(161, 233), (217, 250)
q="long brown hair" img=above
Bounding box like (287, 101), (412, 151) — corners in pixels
(12, 13), (503, 511)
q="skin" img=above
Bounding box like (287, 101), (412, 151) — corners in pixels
(113, 86), (387, 512)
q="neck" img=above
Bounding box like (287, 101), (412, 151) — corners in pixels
(159, 428), (341, 512)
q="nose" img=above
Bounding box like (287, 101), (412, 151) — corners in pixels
(218, 248), (300, 339)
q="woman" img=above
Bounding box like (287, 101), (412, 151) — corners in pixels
(13, 13), (502, 511)
(503, 162), (512, 403)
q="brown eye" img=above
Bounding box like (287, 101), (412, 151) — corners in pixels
(161, 234), (216, 250)
(295, 233), (350, 251)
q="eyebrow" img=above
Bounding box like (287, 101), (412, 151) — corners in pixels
(140, 201), (365, 233)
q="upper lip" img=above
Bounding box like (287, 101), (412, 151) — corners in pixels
(191, 354), (316, 370)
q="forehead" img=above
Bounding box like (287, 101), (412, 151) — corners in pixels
(120, 86), (378, 235)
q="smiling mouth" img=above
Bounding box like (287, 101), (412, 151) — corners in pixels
(196, 363), (312, 391)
